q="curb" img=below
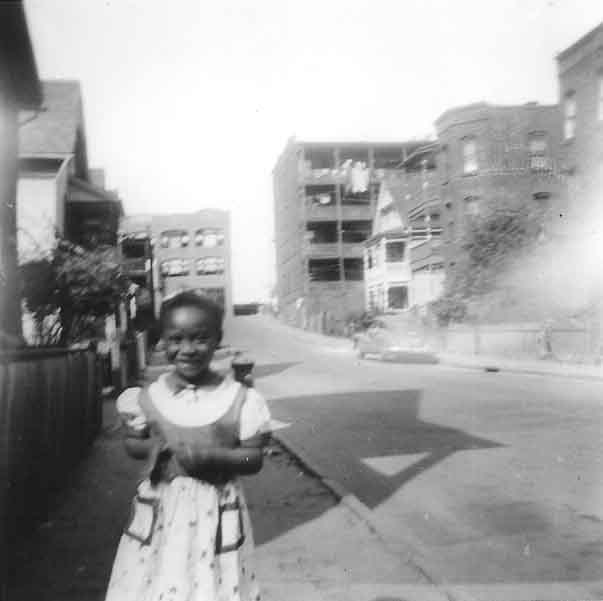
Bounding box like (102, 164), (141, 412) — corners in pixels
(272, 432), (477, 601)
(439, 357), (603, 382)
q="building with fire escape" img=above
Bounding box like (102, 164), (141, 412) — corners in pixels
(273, 138), (430, 333)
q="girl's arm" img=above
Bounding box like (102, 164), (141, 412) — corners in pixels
(178, 434), (268, 478)
(116, 388), (153, 460)
(123, 422), (154, 460)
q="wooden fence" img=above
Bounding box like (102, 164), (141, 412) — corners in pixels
(0, 345), (103, 591)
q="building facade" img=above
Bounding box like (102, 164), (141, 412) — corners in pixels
(364, 143), (444, 313)
(0, 0), (42, 343)
(557, 23), (603, 230)
(120, 211), (233, 316)
(435, 102), (563, 270)
(17, 80), (122, 259)
(273, 138), (429, 333)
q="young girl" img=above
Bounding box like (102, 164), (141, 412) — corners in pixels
(105, 292), (270, 601)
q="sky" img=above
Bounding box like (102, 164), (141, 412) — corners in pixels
(24, 0), (603, 302)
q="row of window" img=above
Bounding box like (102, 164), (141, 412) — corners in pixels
(305, 184), (378, 207)
(161, 257), (225, 277)
(308, 258), (364, 281)
(457, 132), (551, 175)
(563, 75), (603, 140)
(305, 220), (372, 244)
(160, 228), (225, 249)
(443, 192), (551, 241)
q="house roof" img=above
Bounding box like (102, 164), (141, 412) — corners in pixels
(19, 80), (84, 157)
(68, 177), (124, 216)
(556, 21), (603, 62)
(0, 2), (42, 109)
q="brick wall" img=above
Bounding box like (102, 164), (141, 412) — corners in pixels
(436, 102), (564, 268)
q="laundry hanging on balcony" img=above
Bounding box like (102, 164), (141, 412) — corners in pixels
(346, 161), (369, 194)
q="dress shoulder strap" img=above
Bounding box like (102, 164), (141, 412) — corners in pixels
(231, 380), (247, 421)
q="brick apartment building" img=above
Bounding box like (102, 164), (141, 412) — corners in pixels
(435, 101), (564, 269)
(273, 138), (429, 332)
(120, 210), (233, 317)
(556, 22), (603, 231)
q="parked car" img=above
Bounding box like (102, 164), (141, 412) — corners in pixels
(354, 323), (438, 364)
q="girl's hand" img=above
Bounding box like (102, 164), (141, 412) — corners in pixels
(173, 444), (213, 475)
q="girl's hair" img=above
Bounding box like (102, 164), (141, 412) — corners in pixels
(159, 291), (224, 337)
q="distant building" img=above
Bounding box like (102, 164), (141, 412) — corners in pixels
(272, 138), (430, 333)
(118, 217), (156, 333)
(556, 22), (603, 231)
(120, 211), (233, 316)
(435, 101), (563, 270)
(364, 143), (444, 313)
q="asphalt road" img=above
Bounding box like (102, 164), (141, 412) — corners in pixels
(224, 314), (603, 600)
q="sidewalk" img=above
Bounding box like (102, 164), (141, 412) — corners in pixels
(7, 366), (437, 601)
(437, 351), (603, 381)
(256, 315), (603, 381)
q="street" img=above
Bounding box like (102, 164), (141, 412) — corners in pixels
(225, 314), (603, 600)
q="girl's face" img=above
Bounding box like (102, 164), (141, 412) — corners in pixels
(163, 306), (221, 383)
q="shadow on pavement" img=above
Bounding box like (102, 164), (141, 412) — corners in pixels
(7, 400), (337, 599)
(252, 361), (299, 380)
(270, 389), (503, 508)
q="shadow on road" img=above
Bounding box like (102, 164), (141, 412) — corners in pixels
(252, 361), (300, 380)
(270, 389), (503, 508)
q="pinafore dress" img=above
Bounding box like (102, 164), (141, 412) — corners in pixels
(105, 376), (262, 601)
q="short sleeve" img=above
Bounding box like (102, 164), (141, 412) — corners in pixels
(239, 387), (271, 441)
(116, 386), (147, 429)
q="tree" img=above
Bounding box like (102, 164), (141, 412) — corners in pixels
(431, 202), (548, 324)
(20, 239), (129, 346)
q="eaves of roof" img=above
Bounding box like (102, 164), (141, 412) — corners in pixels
(68, 176), (124, 215)
(0, 2), (42, 109)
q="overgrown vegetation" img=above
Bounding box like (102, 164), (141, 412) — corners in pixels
(430, 202), (548, 325)
(20, 239), (129, 346)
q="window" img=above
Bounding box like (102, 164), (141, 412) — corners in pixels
(388, 286), (408, 310)
(599, 73), (603, 121)
(195, 228), (224, 247)
(464, 196), (480, 217)
(386, 241), (406, 262)
(309, 258), (340, 281)
(161, 259), (189, 277)
(564, 92), (576, 140)
(340, 184), (370, 205)
(528, 132), (551, 171)
(304, 147), (335, 170)
(440, 144), (451, 181)
(306, 221), (337, 244)
(196, 257), (225, 275)
(341, 220), (371, 243)
(343, 258), (364, 281)
(462, 137), (478, 174)
(306, 185), (336, 207)
(160, 230), (189, 248)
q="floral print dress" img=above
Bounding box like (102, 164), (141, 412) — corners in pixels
(105, 372), (271, 601)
